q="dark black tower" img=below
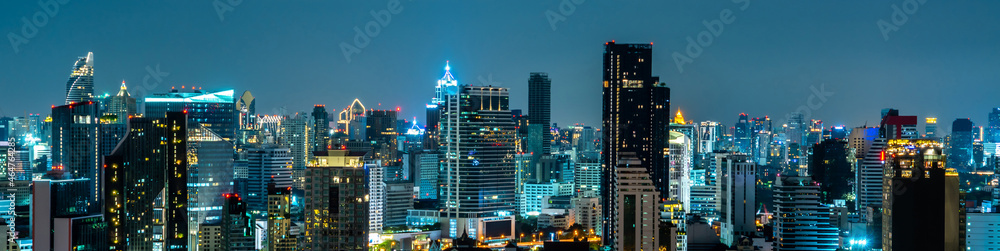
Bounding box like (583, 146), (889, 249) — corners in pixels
(601, 41), (670, 246)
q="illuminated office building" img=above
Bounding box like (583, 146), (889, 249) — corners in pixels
(267, 183), (296, 251)
(857, 110), (916, 218)
(926, 117), (938, 138)
(366, 109), (399, 164)
(312, 105), (330, 152)
(186, 123), (236, 248)
(32, 170), (107, 251)
(717, 153), (755, 247)
(65, 52), (95, 104)
(51, 101), (101, 212)
(281, 112), (311, 189)
(304, 150), (368, 251)
(950, 118), (974, 172)
(601, 42), (670, 247)
(881, 139), (960, 251)
(337, 99), (366, 140)
(574, 161), (600, 198)
(989, 108), (1000, 143)
(438, 65), (517, 241)
(734, 113), (750, 154)
(104, 112), (188, 250)
(145, 89), (237, 141)
(246, 147), (293, 216)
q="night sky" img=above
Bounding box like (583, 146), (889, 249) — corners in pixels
(2, 1), (999, 132)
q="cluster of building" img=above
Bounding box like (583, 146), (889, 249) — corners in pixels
(1, 43), (999, 251)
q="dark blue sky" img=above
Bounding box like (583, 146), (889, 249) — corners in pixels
(3, 1), (999, 131)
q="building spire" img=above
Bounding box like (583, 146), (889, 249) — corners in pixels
(673, 109), (685, 124)
(117, 80), (130, 97)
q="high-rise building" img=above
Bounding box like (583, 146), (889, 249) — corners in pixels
(220, 193), (256, 251)
(772, 176), (839, 251)
(104, 112), (188, 250)
(717, 153), (756, 246)
(32, 171), (107, 251)
(574, 161), (600, 198)
(601, 42), (670, 247)
(439, 80), (517, 241)
(385, 182), (415, 228)
(926, 117), (938, 138)
(528, 72), (552, 157)
(304, 150), (368, 251)
(809, 139), (852, 204)
(950, 118), (974, 172)
(367, 110), (399, 164)
(51, 101), (101, 212)
(881, 139), (960, 251)
(236, 90), (256, 130)
(989, 108), (1000, 143)
(145, 89), (237, 141)
(312, 105), (329, 152)
(281, 112), (311, 189)
(100, 81), (137, 123)
(246, 147), (293, 216)
(65, 52), (95, 104)
(856, 110), (916, 218)
(336, 99), (366, 140)
(185, 123), (235, 248)
(668, 131), (692, 210)
(734, 113), (751, 154)
(267, 183), (296, 251)
(415, 151), (439, 199)
(613, 153), (660, 251)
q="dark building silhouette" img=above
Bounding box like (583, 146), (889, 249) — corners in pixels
(949, 118), (974, 172)
(51, 101), (102, 212)
(312, 105), (330, 152)
(528, 72), (551, 156)
(809, 139), (852, 204)
(601, 41), (670, 247)
(882, 139), (961, 251)
(104, 112), (188, 250)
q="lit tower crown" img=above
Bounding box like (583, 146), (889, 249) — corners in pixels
(433, 61), (459, 105)
(116, 80), (130, 97)
(65, 52), (95, 104)
(674, 109), (685, 124)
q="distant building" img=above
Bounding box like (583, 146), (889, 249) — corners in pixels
(809, 139), (852, 204)
(311, 105), (330, 152)
(51, 101), (101, 212)
(573, 162), (600, 198)
(521, 182), (573, 215)
(64, 52), (95, 104)
(528, 72), (552, 157)
(926, 117), (938, 138)
(950, 118), (974, 172)
(385, 182), (415, 228)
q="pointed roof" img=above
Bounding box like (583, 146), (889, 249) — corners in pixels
(441, 61), (456, 83)
(116, 80), (130, 97)
(673, 109), (685, 124)
(85, 52), (94, 67)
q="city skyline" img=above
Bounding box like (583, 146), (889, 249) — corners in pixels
(3, 1), (1000, 130)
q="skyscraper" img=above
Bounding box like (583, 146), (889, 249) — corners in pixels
(601, 41), (670, 246)
(950, 118), (974, 172)
(613, 153), (660, 251)
(528, 72), (552, 156)
(809, 139), (852, 204)
(926, 117), (938, 138)
(989, 108), (1000, 143)
(267, 183), (296, 251)
(773, 176), (839, 251)
(65, 52), (95, 104)
(366, 109), (399, 164)
(186, 123), (236, 248)
(304, 150), (368, 251)
(145, 89), (237, 142)
(734, 113), (750, 154)
(51, 101), (101, 212)
(246, 147), (293, 216)
(881, 139), (960, 251)
(717, 153), (756, 246)
(856, 110), (916, 217)
(104, 112), (188, 250)
(236, 90), (256, 130)
(280, 112), (311, 189)
(101, 81), (137, 123)
(312, 105), (330, 152)
(32, 170), (107, 251)
(439, 81), (517, 241)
